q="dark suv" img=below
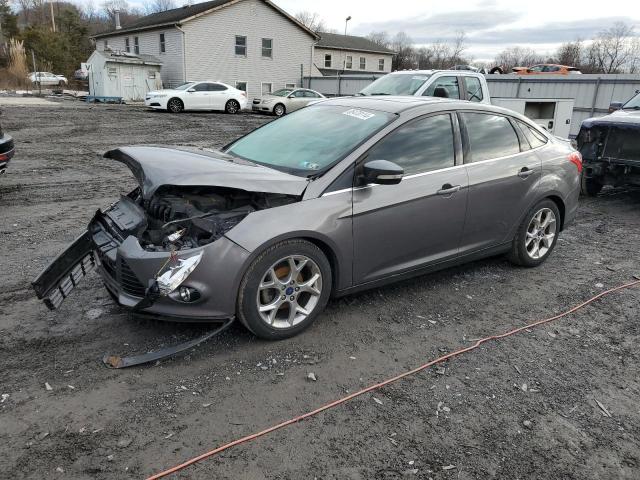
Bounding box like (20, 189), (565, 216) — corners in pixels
(578, 92), (640, 195)
(0, 117), (15, 174)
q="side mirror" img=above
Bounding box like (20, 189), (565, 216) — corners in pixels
(187, 88), (196, 93)
(363, 160), (403, 185)
(608, 101), (623, 113)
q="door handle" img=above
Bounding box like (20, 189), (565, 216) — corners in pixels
(437, 184), (461, 195)
(518, 167), (534, 179)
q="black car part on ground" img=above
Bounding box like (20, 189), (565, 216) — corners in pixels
(0, 126), (15, 173)
(578, 120), (640, 194)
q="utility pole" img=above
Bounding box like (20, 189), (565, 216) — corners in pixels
(50, 1), (56, 32)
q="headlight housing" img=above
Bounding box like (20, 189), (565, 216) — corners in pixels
(153, 94), (168, 98)
(156, 252), (203, 296)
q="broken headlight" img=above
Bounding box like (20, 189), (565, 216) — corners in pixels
(156, 252), (203, 296)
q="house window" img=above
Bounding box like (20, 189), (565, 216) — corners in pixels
(345, 55), (352, 69)
(378, 58), (384, 71)
(262, 38), (272, 58)
(159, 33), (165, 53)
(324, 54), (332, 68)
(359, 57), (366, 70)
(134, 37), (139, 54)
(235, 35), (247, 56)
(125, 37), (130, 53)
(235, 81), (247, 92)
(285, 83), (296, 89)
(261, 82), (272, 95)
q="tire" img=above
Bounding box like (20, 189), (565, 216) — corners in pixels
(489, 66), (503, 74)
(237, 239), (332, 340)
(167, 97), (184, 113)
(581, 172), (603, 196)
(225, 99), (240, 114)
(507, 199), (561, 267)
(58, 80), (65, 87)
(273, 103), (286, 117)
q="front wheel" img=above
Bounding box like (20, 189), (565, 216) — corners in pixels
(167, 97), (184, 113)
(273, 103), (286, 117)
(581, 173), (603, 196)
(225, 99), (240, 114)
(58, 80), (65, 87)
(507, 200), (561, 267)
(237, 239), (332, 340)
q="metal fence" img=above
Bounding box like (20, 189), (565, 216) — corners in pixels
(305, 74), (386, 97)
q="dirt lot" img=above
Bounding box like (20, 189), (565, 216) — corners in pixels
(1, 99), (639, 480)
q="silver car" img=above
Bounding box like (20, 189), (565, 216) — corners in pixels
(33, 97), (581, 340)
(252, 88), (325, 116)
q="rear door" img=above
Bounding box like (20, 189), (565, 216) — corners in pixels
(352, 113), (468, 284)
(208, 83), (229, 110)
(458, 112), (542, 254)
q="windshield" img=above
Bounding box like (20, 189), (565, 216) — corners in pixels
(174, 82), (196, 91)
(623, 93), (640, 109)
(272, 89), (294, 97)
(359, 74), (432, 96)
(226, 105), (395, 176)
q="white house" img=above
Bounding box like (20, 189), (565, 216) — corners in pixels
(91, 0), (319, 100)
(313, 32), (395, 76)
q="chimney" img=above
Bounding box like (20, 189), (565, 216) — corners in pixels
(114, 9), (121, 30)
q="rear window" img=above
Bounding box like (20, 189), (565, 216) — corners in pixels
(462, 113), (520, 162)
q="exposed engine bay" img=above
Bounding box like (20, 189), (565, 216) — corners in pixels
(107, 186), (299, 252)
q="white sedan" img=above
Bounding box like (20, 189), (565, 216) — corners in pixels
(29, 72), (68, 87)
(145, 81), (248, 114)
(252, 88), (325, 116)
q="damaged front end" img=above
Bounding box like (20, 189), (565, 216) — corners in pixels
(578, 117), (640, 191)
(33, 146), (307, 319)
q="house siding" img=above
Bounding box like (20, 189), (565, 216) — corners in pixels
(314, 47), (393, 74)
(97, 28), (184, 87)
(182, 0), (317, 100)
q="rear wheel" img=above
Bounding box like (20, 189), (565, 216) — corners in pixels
(167, 98), (184, 113)
(508, 199), (560, 267)
(225, 99), (240, 114)
(581, 172), (603, 196)
(273, 103), (286, 117)
(237, 239), (331, 340)
(58, 80), (65, 87)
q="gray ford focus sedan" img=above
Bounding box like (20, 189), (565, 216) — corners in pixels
(33, 97), (581, 339)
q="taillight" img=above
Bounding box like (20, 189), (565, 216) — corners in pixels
(568, 151), (582, 173)
(241, 91), (247, 97)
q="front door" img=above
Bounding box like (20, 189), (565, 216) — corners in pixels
(458, 112), (542, 254)
(353, 113), (468, 284)
(184, 82), (212, 110)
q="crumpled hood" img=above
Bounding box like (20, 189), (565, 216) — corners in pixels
(582, 109), (640, 128)
(105, 145), (309, 199)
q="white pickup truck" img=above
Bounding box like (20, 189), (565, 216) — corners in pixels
(358, 70), (491, 104)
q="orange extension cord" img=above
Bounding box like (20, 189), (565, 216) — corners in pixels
(147, 278), (640, 479)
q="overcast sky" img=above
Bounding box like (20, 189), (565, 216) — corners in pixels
(273, 0), (640, 61)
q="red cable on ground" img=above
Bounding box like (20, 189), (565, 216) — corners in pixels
(147, 279), (640, 480)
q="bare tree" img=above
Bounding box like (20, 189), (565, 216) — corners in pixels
(391, 31), (415, 70)
(367, 30), (390, 48)
(587, 22), (638, 73)
(494, 46), (545, 71)
(555, 39), (583, 67)
(143, 0), (175, 14)
(294, 11), (326, 33)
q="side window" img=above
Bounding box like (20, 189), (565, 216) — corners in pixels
(292, 90), (306, 98)
(517, 120), (548, 148)
(359, 57), (366, 70)
(235, 81), (247, 92)
(159, 33), (165, 53)
(303, 90), (319, 98)
(462, 113), (520, 162)
(423, 76), (460, 99)
(125, 37), (130, 53)
(464, 77), (483, 102)
(346, 55), (352, 69)
(262, 38), (273, 58)
(134, 36), (139, 54)
(209, 83), (228, 91)
(192, 83), (210, 92)
(367, 114), (455, 176)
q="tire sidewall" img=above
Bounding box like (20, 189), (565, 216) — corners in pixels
(238, 240), (332, 340)
(511, 199), (561, 267)
(226, 99), (240, 114)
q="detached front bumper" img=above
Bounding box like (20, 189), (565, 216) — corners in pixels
(33, 207), (251, 322)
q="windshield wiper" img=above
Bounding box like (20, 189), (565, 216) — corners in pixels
(622, 106), (640, 110)
(369, 92), (390, 96)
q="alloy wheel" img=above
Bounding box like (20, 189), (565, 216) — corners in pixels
(168, 98), (183, 113)
(256, 255), (322, 329)
(274, 104), (285, 116)
(525, 207), (557, 260)
(226, 100), (239, 114)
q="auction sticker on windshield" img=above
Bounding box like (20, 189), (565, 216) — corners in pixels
(342, 108), (376, 120)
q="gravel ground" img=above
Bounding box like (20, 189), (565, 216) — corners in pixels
(1, 99), (639, 480)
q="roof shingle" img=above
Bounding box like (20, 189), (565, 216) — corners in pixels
(316, 32), (395, 55)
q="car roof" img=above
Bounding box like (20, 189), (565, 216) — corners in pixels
(388, 69), (483, 77)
